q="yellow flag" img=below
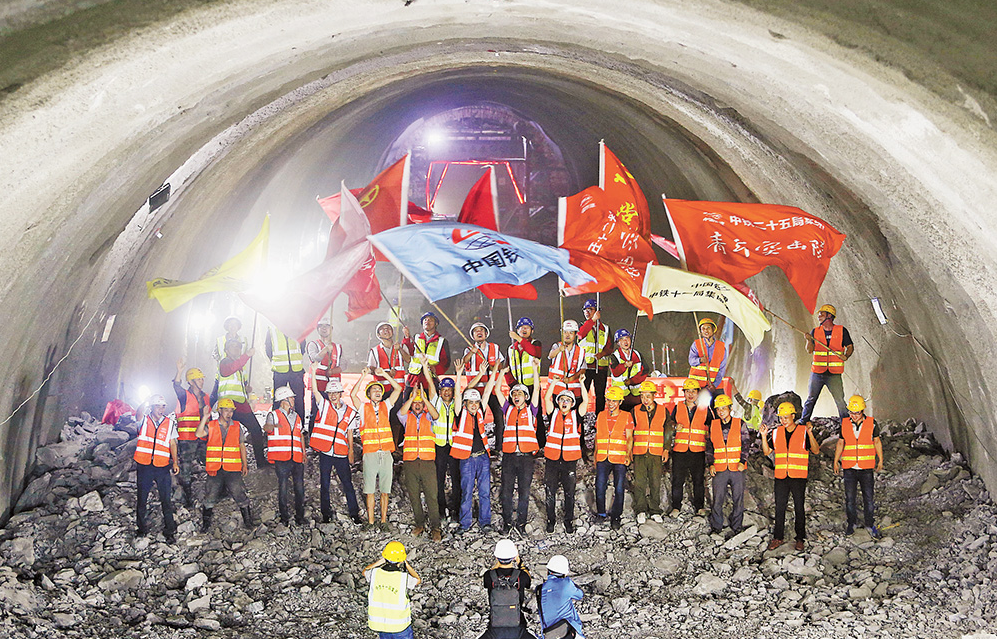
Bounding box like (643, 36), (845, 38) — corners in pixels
(147, 216), (269, 312)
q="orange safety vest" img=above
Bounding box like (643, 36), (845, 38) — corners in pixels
(549, 345), (584, 397)
(502, 404), (539, 454)
(205, 419), (242, 475)
(841, 416), (876, 470)
(633, 403), (667, 456)
(450, 410), (488, 460)
(774, 425), (810, 479)
(361, 403), (395, 454)
(371, 343), (407, 383)
(267, 410), (305, 463)
(465, 342), (502, 388)
(311, 402), (355, 456)
(133, 415), (173, 467)
(176, 388), (205, 441)
(689, 339), (725, 388)
(811, 324), (845, 374)
(312, 339), (341, 393)
(710, 418), (743, 472)
(673, 404), (709, 453)
(402, 411), (436, 461)
(544, 411), (582, 462)
(595, 411), (633, 464)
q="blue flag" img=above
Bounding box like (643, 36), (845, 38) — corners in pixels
(368, 223), (593, 302)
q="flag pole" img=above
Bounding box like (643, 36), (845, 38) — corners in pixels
(632, 309), (639, 342)
(764, 308), (848, 359)
(506, 298), (513, 333)
(247, 310), (258, 390)
(431, 301), (477, 352)
(378, 287), (403, 325)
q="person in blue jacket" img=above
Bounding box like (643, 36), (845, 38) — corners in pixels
(536, 555), (584, 638)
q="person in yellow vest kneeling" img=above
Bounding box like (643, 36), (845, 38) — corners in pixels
(133, 394), (180, 543)
(364, 541), (421, 639)
(760, 402), (821, 551)
(834, 395), (884, 538)
(398, 383), (442, 541)
(594, 386), (634, 530)
(350, 367), (404, 531)
(196, 398), (254, 532)
(706, 394), (750, 536)
(265, 385), (307, 526)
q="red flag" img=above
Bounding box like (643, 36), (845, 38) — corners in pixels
(318, 193), (432, 225)
(457, 167), (537, 300)
(565, 250), (653, 317)
(342, 249), (381, 321)
(650, 233), (680, 260)
(663, 198), (845, 313)
(600, 143), (651, 238)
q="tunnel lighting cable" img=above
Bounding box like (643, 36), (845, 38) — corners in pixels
(0, 286), (113, 429)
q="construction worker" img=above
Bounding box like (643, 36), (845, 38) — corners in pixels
(307, 374), (363, 524)
(350, 367), (404, 531)
(398, 379), (442, 541)
(173, 357), (208, 508)
(481, 539), (535, 639)
(214, 339), (266, 468)
(594, 386), (634, 529)
(734, 387), (764, 432)
(363, 541), (421, 639)
(493, 379), (541, 535)
(801, 303), (853, 422)
(760, 402), (821, 550)
(306, 317), (342, 429)
(195, 398), (254, 531)
(132, 394), (179, 543)
(403, 312), (450, 395)
(463, 321), (507, 442)
(668, 379), (715, 516)
(506, 317), (544, 434)
(549, 320), (588, 460)
(536, 555), (584, 639)
(577, 299), (612, 415)
(631, 380), (672, 517)
(607, 328), (647, 412)
(424, 364), (461, 521)
(833, 395), (884, 537)
(542, 380), (591, 534)
(265, 326), (306, 418)
(452, 364), (501, 533)
(211, 315), (247, 361)
(688, 317), (727, 393)
(264, 385), (307, 526)
(706, 394), (749, 535)
(367, 321), (409, 390)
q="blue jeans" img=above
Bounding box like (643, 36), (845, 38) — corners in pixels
(319, 454), (360, 519)
(595, 461), (626, 521)
(843, 468), (876, 528)
(800, 372), (847, 422)
(460, 455), (492, 529)
(378, 625), (414, 639)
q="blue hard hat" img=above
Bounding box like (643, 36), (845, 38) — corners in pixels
(515, 317), (534, 329)
(439, 378), (456, 389)
(582, 299), (598, 310)
(614, 328), (631, 342)
(420, 312), (437, 323)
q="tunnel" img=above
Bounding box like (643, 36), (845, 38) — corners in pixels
(1, 0), (996, 532)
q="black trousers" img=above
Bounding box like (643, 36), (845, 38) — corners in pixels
(234, 410), (266, 469)
(501, 454), (536, 527)
(319, 454), (360, 519)
(588, 366), (609, 415)
(273, 459), (305, 522)
(544, 458), (577, 525)
(774, 477), (808, 541)
(272, 370), (305, 418)
(203, 470), (250, 508)
(136, 464), (175, 535)
(436, 444), (461, 519)
(670, 450), (705, 511)
(843, 468), (876, 528)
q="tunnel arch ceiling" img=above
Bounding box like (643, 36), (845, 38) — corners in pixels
(2, 0), (997, 521)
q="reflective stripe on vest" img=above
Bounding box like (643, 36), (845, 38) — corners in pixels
(205, 420), (242, 475)
(508, 343), (538, 386)
(312, 339), (341, 390)
(550, 345), (583, 396)
(402, 412), (436, 461)
(580, 321), (611, 366)
(595, 411), (633, 464)
(673, 405), (709, 452)
(371, 343), (407, 382)
(811, 324), (845, 374)
(267, 410), (304, 463)
(133, 415), (172, 467)
(633, 404), (667, 456)
(311, 403), (354, 456)
(407, 334), (444, 375)
(710, 418), (743, 472)
(774, 425), (810, 479)
(367, 568), (411, 633)
(270, 328), (304, 373)
(502, 405), (539, 453)
(465, 342), (501, 387)
(176, 388), (205, 441)
(841, 416), (876, 469)
(544, 411), (582, 462)
(688, 339), (725, 388)
(362, 403), (395, 453)
(217, 367), (247, 403)
(432, 398), (457, 446)
(450, 410), (487, 460)
(609, 348), (643, 396)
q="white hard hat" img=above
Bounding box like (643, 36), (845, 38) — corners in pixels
(275, 385), (295, 402)
(494, 538), (519, 562)
(556, 390), (576, 406)
(510, 384), (529, 396)
(546, 555), (570, 575)
(149, 394), (168, 407)
(463, 389), (481, 402)
(561, 320), (579, 332)
(375, 321), (393, 333)
(326, 380), (344, 393)
(469, 322), (490, 338)
(317, 317), (331, 327)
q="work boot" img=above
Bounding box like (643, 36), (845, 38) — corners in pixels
(412, 527), (425, 537)
(611, 518), (622, 530)
(432, 529), (442, 542)
(546, 521), (555, 534)
(322, 509), (334, 524)
(767, 539), (783, 551)
(164, 529), (177, 545)
(200, 508), (213, 534)
(845, 524), (854, 536)
(240, 505), (255, 529)
(564, 521), (575, 534)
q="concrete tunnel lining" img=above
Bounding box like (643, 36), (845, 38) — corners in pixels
(1, 0), (997, 523)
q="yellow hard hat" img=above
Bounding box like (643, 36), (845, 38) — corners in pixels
(698, 317), (717, 329)
(777, 402), (797, 417)
(217, 398), (235, 410)
(605, 386), (626, 401)
(747, 390), (763, 401)
(639, 380), (658, 394)
(818, 304), (837, 316)
(682, 378), (700, 391)
(847, 395), (866, 412)
(366, 381), (385, 395)
(186, 368), (205, 381)
(382, 541), (406, 563)
(714, 394), (733, 409)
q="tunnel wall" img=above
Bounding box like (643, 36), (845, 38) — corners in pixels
(1, 0), (996, 522)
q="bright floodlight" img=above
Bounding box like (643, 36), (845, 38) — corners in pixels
(424, 129), (446, 147)
(137, 385), (151, 403)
